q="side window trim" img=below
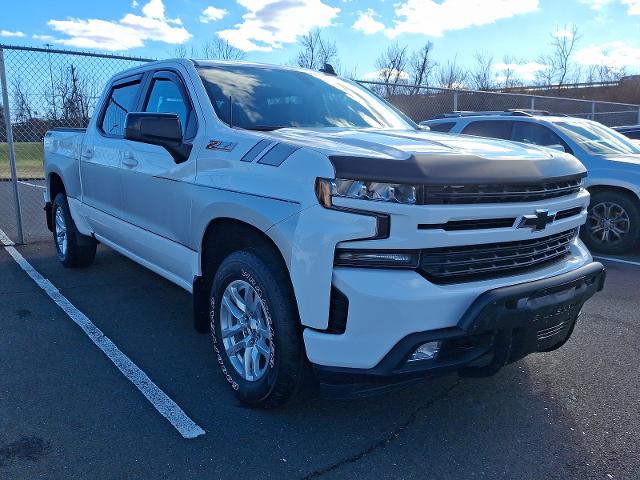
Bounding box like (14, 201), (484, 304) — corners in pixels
(97, 73), (144, 138)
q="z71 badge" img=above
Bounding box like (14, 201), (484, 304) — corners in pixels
(206, 140), (237, 151)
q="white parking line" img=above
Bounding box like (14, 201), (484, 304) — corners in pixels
(0, 229), (205, 439)
(18, 180), (46, 189)
(593, 255), (640, 267)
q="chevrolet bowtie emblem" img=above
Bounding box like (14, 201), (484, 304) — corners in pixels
(515, 209), (557, 231)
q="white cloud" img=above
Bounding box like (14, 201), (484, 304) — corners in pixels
(352, 9), (385, 35)
(385, 0), (539, 38)
(201, 6), (228, 23)
(46, 0), (191, 51)
(493, 61), (546, 83)
(362, 68), (410, 81)
(33, 34), (56, 41)
(0, 30), (26, 38)
(553, 29), (575, 39)
(623, 0), (640, 14)
(218, 0), (340, 52)
(575, 41), (640, 69)
(581, 0), (640, 13)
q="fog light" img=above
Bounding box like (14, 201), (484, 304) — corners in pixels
(408, 341), (441, 362)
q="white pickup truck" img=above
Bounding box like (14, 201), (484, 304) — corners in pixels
(44, 59), (605, 407)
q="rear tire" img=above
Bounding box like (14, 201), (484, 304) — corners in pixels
(581, 190), (640, 255)
(209, 249), (308, 408)
(52, 193), (97, 268)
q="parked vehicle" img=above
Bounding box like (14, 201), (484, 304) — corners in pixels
(44, 61), (604, 407)
(613, 125), (640, 145)
(422, 111), (640, 254)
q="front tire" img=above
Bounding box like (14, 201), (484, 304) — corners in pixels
(52, 193), (97, 268)
(581, 191), (640, 255)
(209, 249), (308, 408)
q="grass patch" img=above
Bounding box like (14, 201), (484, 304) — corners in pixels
(0, 142), (44, 180)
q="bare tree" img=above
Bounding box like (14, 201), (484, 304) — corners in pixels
(202, 38), (246, 60)
(409, 41), (436, 94)
(470, 52), (494, 90)
(172, 44), (189, 58)
(497, 55), (525, 89)
(56, 64), (92, 127)
(374, 42), (409, 96)
(12, 79), (33, 124)
(295, 29), (338, 71)
(536, 25), (580, 87)
(436, 56), (468, 89)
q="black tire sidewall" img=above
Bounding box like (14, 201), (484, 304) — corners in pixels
(209, 251), (297, 406)
(582, 191), (640, 254)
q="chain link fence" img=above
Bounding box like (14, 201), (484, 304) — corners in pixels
(0, 45), (151, 243)
(357, 80), (640, 127)
(2, 45), (640, 244)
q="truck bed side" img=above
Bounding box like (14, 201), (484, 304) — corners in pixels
(43, 128), (86, 203)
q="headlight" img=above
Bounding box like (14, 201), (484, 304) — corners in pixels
(316, 178), (417, 208)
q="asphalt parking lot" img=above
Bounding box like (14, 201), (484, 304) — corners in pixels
(1, 234), (640, 479)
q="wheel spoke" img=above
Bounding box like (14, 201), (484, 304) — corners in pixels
(229, 285), (246, 313)
(221, 324), (244, 339)
(243, 346), (252, 379)
(250, 346), (260, 377)
(222, 294), (244, 320)
(256, 338), (270, 358)
(256, 326), (271, 340)
(228, 337), (248, 356)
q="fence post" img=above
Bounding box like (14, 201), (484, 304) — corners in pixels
(530, 97), (535, 111)
(453, 90), (458, 112)
(637, 106), (640, 125)
(0, 47), (24, 244)
(591, 101), (596, 121)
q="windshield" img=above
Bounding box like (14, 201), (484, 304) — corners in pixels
(196, 64), (415, 130)
(553, 120), (640, 155)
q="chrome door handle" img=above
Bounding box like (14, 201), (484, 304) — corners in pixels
(81, 148), (93, 159)
(122, 152), (138, 167)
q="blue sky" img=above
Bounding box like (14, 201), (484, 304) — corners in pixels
(2, 0), (640, 81)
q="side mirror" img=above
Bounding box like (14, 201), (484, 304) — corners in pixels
(124, 112), (192, 163)
(546, 144), (566, 153)
(418, 124), (431, 131)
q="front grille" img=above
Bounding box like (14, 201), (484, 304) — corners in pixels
(420, 177), (582, 204)
(417, 206), (584, 231)
(419, 229), (577, 283)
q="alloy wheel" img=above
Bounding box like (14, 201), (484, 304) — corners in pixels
(219, 279), (273, 381)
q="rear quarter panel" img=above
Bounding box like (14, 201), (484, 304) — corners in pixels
(44, 129), (85, 201)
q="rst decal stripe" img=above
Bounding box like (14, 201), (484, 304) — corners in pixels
(240, 139), (272, 162)
(257, 143), (299, 167)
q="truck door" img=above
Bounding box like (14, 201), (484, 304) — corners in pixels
(119, 69), (200, 248)
(81, 75), (143, 222)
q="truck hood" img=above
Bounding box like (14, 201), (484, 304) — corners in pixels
(267, 128), (586, 184)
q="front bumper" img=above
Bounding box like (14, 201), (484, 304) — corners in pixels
(312, 261), (605, 398)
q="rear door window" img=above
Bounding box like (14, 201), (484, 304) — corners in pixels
(512, 122), (564, 146)
(100, 80), (141, 137)
(428, 122), (456, 132)
(461, 120), (513, 140)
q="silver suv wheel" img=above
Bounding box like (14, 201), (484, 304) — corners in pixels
(220, 280), (273, 382)
(586, 201), (630, 245)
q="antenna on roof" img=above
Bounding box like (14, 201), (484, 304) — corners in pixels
(319, 63), (337, 75)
